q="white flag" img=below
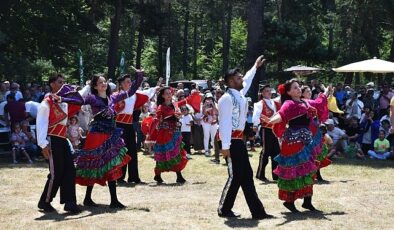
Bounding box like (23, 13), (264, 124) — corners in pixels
(166, 47), (170, 86)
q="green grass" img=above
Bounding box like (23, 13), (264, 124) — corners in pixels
(0, 148), (393, 229)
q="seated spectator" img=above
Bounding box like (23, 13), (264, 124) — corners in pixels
(380, 119), (391, 138)
(67, 116), (84, 149)
(345, 116), (361, 142)
(4, 93), (27, 126)
(321, 125), (336, 159)
(378, 84), (394, 119)
(326, 119), (348, 155)
(20, 120), (40, 159)
(0, 82), (6, 102)
(10, 122), (33, 164)
(24, 100), (40, 125)
(368, 130), (392, 160)
(344, 139), (366, 159)
(4, 83), (23, 102)
(360, 110), (380, 154)
(345, 92), (364, 120)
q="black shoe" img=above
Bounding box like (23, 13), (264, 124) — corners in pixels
(128, 178), (146, 184)
(64, 203), (81, 214)
(38, 201), (56, 212)
(83, 198), (98, 207)
(283, 202), (299, 213)
(302, 196), (319, 211)
(176, 176), (186, 184)
(211, 159), (220, 164)
(109, 201), (126, 209)
(117, 179), (127, 184)
(154, 175), (164, 184)
(252, 212), (274, 220)
(218, 211), (241, 218)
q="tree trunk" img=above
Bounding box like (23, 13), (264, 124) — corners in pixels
(182, 0), (190, 79)
(192, 15), (198, 79)
(222, 0), (233, 75)
(158, 30), (164, 78)
(245, 0), (265, 102)
(135, 16), (144, 69)
(107, 0), (123, 79)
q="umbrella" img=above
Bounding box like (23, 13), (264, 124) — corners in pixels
(284, 65), (322, 76)
(332, 57), (394, 73)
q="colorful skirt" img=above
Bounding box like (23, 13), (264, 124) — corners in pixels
(274, 128), (322, 202)
(316, 143), (332, 169)
(153, 130), (188, 173)
(75, 128), (131, 186)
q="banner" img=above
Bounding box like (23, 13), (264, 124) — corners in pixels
(78, 49), (84, 85)
(119, 51), (125, 75)
(166, 47), (170, 86)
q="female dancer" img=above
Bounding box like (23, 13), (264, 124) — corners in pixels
(262, 79), (331, 212)
(145, 87), (189, 184)
(63, 72), (143, 208)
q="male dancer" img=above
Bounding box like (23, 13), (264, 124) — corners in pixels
(37, 74), (80, 213)
(253, 85), (281, 181)
(115, 74), (157, 184)
(217, 55), (273, 219)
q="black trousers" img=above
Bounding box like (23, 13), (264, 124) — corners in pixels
(39, 136), (76, 204)
(181, 132), (191, 154)
(117, 122), (139, 181)
(218, 139), (266, 216)
(256, 128), (279, 180)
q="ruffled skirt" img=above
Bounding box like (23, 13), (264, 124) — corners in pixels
(153, 130), (188, 173)
(75, 128), (131, 186)
(274, 129), (323, 202)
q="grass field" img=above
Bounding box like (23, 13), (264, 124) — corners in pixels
(0, 148), (393, 230)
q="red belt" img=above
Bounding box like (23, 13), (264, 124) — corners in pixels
(116, 114), (133, 124)
(231, 130), (244, 139)
(48, 124), (67, 138)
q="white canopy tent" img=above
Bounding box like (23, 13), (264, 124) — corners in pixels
(284, 65), (322, 76)
(332, 57), (394, 73)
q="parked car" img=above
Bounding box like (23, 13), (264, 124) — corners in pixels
(169, 80), (207, 90)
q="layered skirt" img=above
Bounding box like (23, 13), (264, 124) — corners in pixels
(274, 126), (323, 202)
(75, 120), (130, 186)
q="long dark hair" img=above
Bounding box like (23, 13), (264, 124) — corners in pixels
(301, 85), (311, 99)
(90, 74), (111, 97)
(156, 86), (172, 106)
(280, 78), (300, 104)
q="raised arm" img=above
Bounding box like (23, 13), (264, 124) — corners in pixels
(111, 70), (144, 105)
(240, 55), (266, 96)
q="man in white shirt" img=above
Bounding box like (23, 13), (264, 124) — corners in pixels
(25, 100), (40, 124)
(36, 74), (79, 213)
(217, 55), (272, 220)
(325, 119), (348, 153)
(252, 85), (281, 182)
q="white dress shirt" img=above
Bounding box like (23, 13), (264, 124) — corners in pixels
(36, 98), (68, 149)
(117, 87), (157, 115)
(218, 66), (256, 150)
(252, 98), (277, 126)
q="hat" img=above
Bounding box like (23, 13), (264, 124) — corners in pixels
(366, 82), (374, 88)
(324, 119), (335, 125)
(204, 92), (214, 99)
(259, 84), (271, 91)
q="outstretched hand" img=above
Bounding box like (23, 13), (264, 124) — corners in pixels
(255, 55), (266, 68)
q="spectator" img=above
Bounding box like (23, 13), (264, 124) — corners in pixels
(4, 83), (23, 102)
(363, 89), (377, 112)
(345, 116), (361, 142)
(10, 122), (34, 164)
(380, 119), (391, 138)
(345, 92), (364, 119)
(378, 84), (394, 118)
(180, 106), (193, 159)
(24, 100), (40, 124)
(334, 83), (346, 108)
(344, 138), (366, 159)
(368, 130), (392, 160)
(0, 99), (7, 127)
(20, 120), (40, 159)
(360, 110), (379, 154)
(177, 82), (184, 90)
(4, 93), (26, 126)
(67, 116), (84, 149)
(0, 82), (6, 102)
(325, 119), (348, 155)
(201, 93), (218, 157)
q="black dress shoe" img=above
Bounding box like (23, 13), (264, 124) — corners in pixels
(109, 201), (126, 209)
(64, 203), (81, 214)
(117, 179), (127, 184)
(83, 198), (98, 207)
(252, 212), (274, 220)
(154, 175), (164, 184)
(283, 202), (299, 213)
(38, 201), (56, 212)
(128, 178), (146, 184)
(176, 177), (186, 184)
(218, 211), (241, 218)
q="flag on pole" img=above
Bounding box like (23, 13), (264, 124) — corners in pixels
(78, 49), (84, 85)
(119, 51), (125, 75)
(166, 47), (170, 86)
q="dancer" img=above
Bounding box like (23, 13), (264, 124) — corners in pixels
(144, 87), (198, 183)
(115, 74), (157, 184)
(253, 85), (281, 182)
(36, 74), (80, 213)
(67, 71), (143, 208)
(217, 55), (272, 219)
(262, 79), (331, 213)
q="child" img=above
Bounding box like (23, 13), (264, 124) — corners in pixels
(368, 130), (392, 160)
(10, 122), (33, 164)
(180, 106), (193, 159)
(139, 103), (150, 152)
(20, 120), (40, 160)
(67, 116), (84, 149)
(345, 139), (366, 159)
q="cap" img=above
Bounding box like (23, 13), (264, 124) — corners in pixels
(324, 119), (334, 125)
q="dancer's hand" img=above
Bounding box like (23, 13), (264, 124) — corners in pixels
(260, 114), (270, 123)
(42, 146), (50, 159)
(255, 55), (266, 68)
(222, 149), (230, 158)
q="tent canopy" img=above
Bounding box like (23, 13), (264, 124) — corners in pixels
(332, 57), (394, 73)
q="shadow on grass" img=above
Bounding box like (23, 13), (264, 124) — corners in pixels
(0, 161), (47, 169)
(332, 158), (394, 169)
(35, 204), (150, 221)
(148, 181), (207, 187)
(224, 218), (259, 228)
(277, 210), (346, 226)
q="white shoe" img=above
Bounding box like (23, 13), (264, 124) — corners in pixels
(205, 151), (211, 157)
(186, 154), (193, 159)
